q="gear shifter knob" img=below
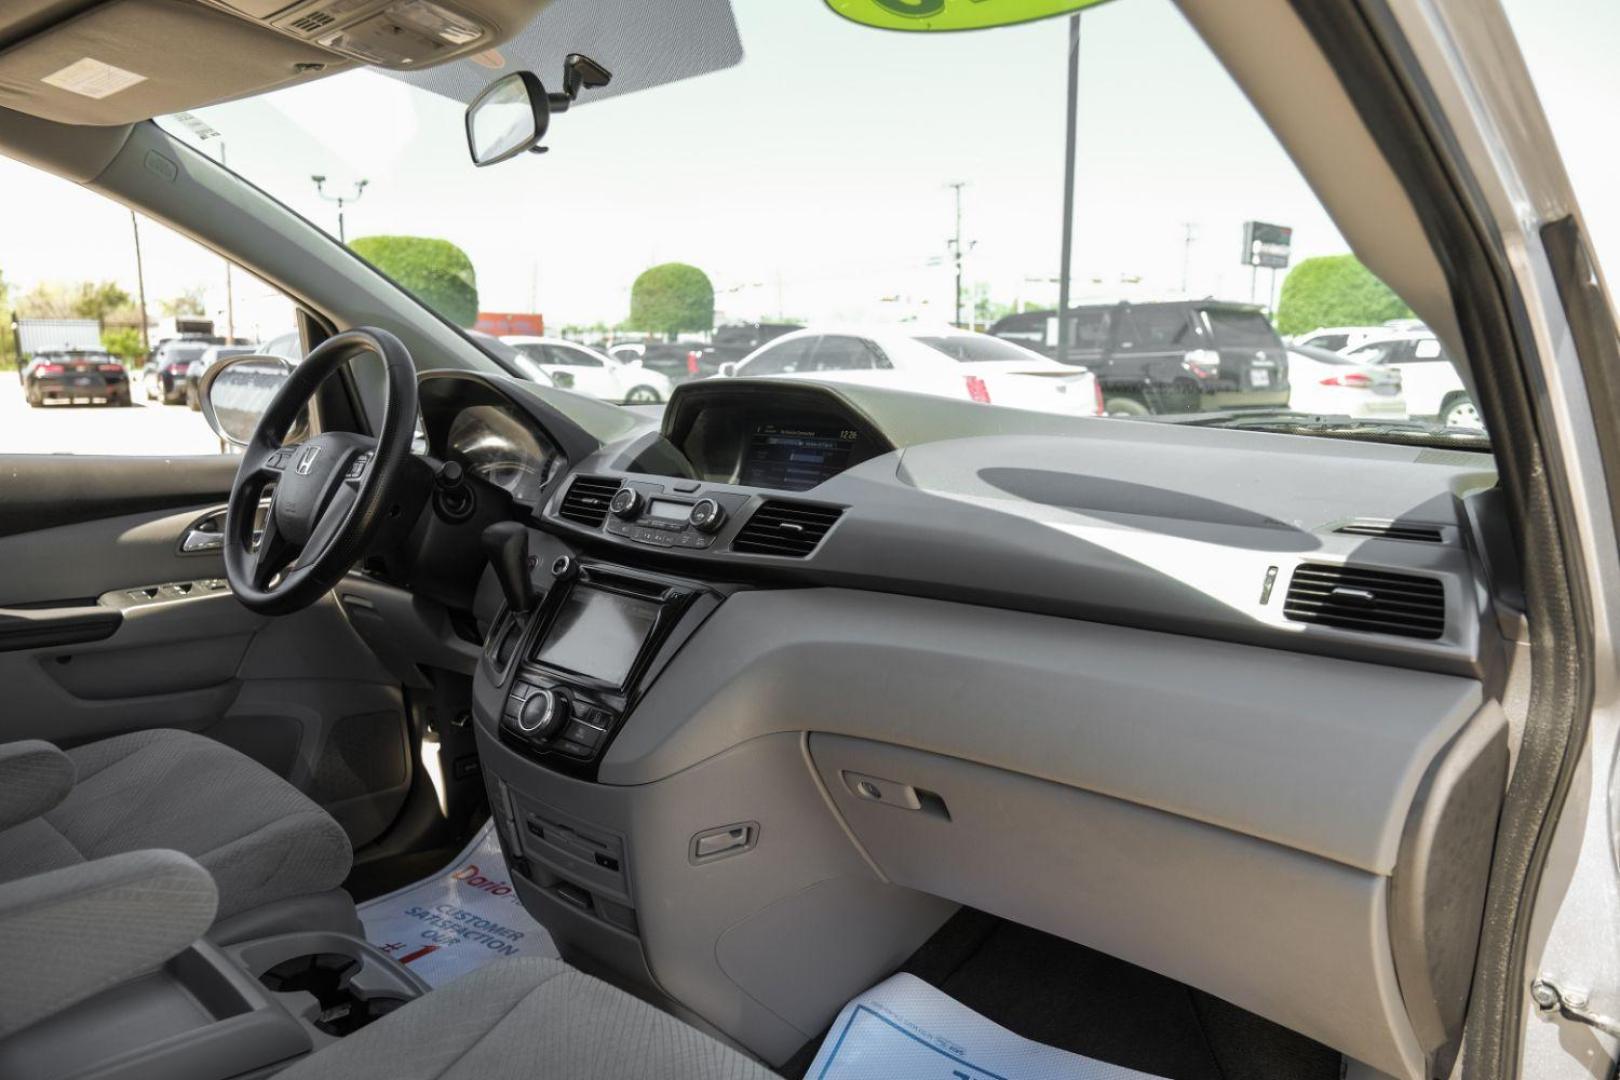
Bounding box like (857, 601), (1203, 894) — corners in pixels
(481, 522), (534, 615)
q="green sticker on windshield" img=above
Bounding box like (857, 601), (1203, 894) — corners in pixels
(825, 0), (1110, 32)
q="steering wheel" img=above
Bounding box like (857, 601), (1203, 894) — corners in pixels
(224, 328), (418, 615)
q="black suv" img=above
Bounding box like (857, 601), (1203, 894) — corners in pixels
(990, 301), (1288, 415)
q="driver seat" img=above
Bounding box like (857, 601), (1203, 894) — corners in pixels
(0, 730), (356, 942)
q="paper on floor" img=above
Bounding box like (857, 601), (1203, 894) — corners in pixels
(357, 819), (558, 987)
(806, 972), (1168, 1080)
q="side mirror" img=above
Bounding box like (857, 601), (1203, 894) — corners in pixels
(199, 354), (307, 448)
(717, 362), (738, 379)
(465, 55), (611, 166)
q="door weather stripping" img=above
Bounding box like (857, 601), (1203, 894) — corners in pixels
(1531, 978), (1620, 1038)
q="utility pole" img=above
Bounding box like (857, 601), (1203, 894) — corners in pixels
(1055, 13), (1082, 366)
(220, 143), (235, 341)
(311, 175), (369, 244)
(945, 181), (970, 328)
(130, 211), (150, 355)
(1180, 222), (1197, 296)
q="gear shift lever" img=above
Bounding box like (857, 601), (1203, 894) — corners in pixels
(481, 522), (534, 614)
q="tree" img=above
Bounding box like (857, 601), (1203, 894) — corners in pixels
(630, 263), (714, 338)
(1274, 254), (1414, 336)
(17, 280), (131, 321)
(158, 288), (205, 318)
(350, 236), (478, 327)
(101, 327), (144, 362)
(0, 268), (11, 368)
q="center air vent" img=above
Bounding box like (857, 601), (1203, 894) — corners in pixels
(1333, 519), (1444, 543)
(1283, 564), (1446, 640)
(557, 476), (622, 528)
(731, 501), (844, 557)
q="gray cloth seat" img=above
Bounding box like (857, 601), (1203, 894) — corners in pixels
(277, 958), (777, 1080)
(0, 728), (353, 927)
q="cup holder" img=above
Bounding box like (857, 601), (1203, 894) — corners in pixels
(257, 953), (409, 1037)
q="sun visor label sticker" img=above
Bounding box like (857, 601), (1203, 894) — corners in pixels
(42, 58), (147, 100)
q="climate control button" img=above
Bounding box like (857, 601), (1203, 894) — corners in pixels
(608, 487), (642, 519)
(688, 498), (725, 534)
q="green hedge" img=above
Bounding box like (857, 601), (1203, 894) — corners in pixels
(351, 235), (478, 327)
(630, 263), (714, 337)
(1275, 254), (1413, 336)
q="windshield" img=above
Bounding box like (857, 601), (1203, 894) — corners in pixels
(156, 0), (1487, 445)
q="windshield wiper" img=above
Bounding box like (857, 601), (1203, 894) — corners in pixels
(1154, 409), (1491, 450)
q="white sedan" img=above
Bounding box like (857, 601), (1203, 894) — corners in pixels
(1340, 332), (1478, 428)
(501, 336), (673, 404)
(719, 326), (1102, 417)
(1285, 344), (1407, 419)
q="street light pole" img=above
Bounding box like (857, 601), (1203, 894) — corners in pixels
(130, 211), (150, 356)
(1056, 14), (1082, 367)
(945, 181), (972, 328)
(311, 175), (369, 244)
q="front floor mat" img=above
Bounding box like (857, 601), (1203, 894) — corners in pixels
(356, 819), (558, 987)
(807, 972), (1165, 1079)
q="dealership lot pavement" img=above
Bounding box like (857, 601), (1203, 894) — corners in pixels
(0, 377), (224, 456)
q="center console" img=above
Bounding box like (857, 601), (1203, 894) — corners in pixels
(481, 558), (722, 778)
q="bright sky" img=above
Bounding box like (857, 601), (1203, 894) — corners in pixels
(0, 0), (1611, 336)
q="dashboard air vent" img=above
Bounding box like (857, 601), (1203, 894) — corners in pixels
(1333, 519), (1444, 544)
(731, 501), (844, 557)
(1283, 564), (1445, 640)
(557, 476), (622, 528)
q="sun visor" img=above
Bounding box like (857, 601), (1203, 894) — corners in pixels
(376, 0), (743, 107)
(0, 0), (351, 126)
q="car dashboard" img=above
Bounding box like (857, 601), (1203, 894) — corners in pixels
(402, 369), (1513, 1080)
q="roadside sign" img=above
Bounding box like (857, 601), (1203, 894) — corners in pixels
(1241, 221), (1292, 269)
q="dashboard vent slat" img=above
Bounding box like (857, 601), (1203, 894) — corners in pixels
(731, 500), (844, 558)
(557, 476), (622, 528)
(1333, 519), (1445, 544)
(1283, 564), (1446, 640)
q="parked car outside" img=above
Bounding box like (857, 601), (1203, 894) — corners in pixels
(989, 300), (1289, 416)
(144, 338), (214, 404)
(720, 325), (1101, 416)
(22, 348), (130, 407)
(500, 336), (673, 404)
(681, 322), (803, 381)
(1289, 326), (1388, 353)
(1284, 344), (1407, 419)
(184, 344), (259, 410)
(1341, 332), (1478, 428)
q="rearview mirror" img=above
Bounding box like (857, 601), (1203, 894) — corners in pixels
(466, 55), (612, 166)
(199, 354), (307, 448)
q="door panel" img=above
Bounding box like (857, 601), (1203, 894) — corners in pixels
(0, 456), (412, 847)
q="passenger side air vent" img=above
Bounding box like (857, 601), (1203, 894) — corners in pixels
(731, 501), (844, 557)
(1333, 519), (1444, 544)
(1283, 564), (1446, 640)
(557, 476), (622, 528)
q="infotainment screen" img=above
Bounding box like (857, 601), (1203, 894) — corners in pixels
(739, 423), (858, 491)
(534, 587), (661, 686)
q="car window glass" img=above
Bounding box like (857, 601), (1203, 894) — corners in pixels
(556, 345), (605, 368)
(1205, 309), (1280, 349)
(1130, 308), (1196, 349)
(811, 336), (882, 371)
(746, 337), (815, 375)
(0, 162), (297, 454)
(1414, 338), (1443, 360)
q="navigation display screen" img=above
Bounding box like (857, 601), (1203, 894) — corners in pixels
(535, 587), (660, 686)
(739, 423), (858, 491)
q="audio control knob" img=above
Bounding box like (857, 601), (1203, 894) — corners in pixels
(516, 688), (569, 738)
(608, 487), (642, 519)
(688, 497), (725, 534)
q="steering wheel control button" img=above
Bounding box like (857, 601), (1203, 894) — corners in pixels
(688, 498), (725, 533)
(608, 487), (642, 519)
(267, 449), (293, 470)
(345, 451), (374, 480)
